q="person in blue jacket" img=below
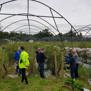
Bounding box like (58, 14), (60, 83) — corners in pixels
(65, 48), (79, 79)
(71, 49), (79, 79)
(14, 47), (21, 74)
(36, 48), (46, 78)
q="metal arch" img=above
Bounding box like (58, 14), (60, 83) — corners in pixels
(0, 0), (17, 5)
(1, 18), (57, 34)
(0, 0), (16, 12)
(1, 19), (55, 35)
(0, 0), (77, 33)
(85, 30), (91, 36)
(76, 24), (91, 30)
(0, 13), (62, 18)
(78, 28), (91, 33)
(0, 0), (62, 31)
(82, 28), (91, 35)
(0, 17), (49, 29)
(9, 24), (43, 32)
(0, 15), (57, 32)
(14, 27), (41, 33)
(31, 0), (77, 33)
(15, 28), (55, 40)
(76, 24), (91, 32)
(0, 15), (16, 22)
(0, 13), (61, 34)
(15, 28), (52, 35)
(1, 19), (45, 31)
(36, 17), (57, 31)
(10, 26), (55, 39)
(9, 24), (56, 35)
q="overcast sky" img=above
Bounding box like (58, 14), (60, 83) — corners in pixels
(0, 0), (91, 25)
(0, 0), (91, 33)
(39, 0), (91, 25)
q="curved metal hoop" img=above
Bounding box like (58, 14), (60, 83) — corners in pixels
(2, 19), (56, 35)
(11, 25), (56, 35)
(0, 0), (77, 34)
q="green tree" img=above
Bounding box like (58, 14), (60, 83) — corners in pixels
(34, 28), (53, 39)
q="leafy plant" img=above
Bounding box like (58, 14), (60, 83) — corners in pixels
(64, 78), (83, 91)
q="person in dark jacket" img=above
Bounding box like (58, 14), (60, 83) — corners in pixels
(69, 48), (79, 79)
(72, 49), (79, 79)
(36, 48), (46, 78)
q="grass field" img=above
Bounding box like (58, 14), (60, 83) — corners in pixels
(0, 41), (91, 91)
(0, 74), (91, 91)
(0, 75), (67, 91)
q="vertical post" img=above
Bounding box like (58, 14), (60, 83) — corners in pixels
(61, 49), (65, 81)
(2, 47), (8, 78)
(0, 4), (2, 12)
(70, 27), (73, 48)
(54, 50), (57, 76)
(60, 49), (65, 91)
(27, 0), (31, 34)
(50, 8), (60, 34)
(32, 56), (37, 74)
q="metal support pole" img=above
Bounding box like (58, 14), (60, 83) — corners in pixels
(0, 4), (2, 12)
(50, 8), (60, 34)
(2, 47), (8, 78)
(27, 0), (31, 34)
(70, 26), (73, 47)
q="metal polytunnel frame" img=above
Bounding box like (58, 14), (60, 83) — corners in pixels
(1, 19), (56, 35)
(0, 0), (78, 36)
(0, 1), (91, 88)
(76, 24), (91, 36)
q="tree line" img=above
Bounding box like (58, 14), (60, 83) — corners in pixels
(0, 28), (84, 42)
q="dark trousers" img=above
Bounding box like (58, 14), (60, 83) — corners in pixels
(70, 64), (79, 79)
(16, 65), (21, 76)
(75, 64), (79, 78)
(16, 65), (19, 73)
(38, 63), (45, 78)
(20, 68), (28, 84)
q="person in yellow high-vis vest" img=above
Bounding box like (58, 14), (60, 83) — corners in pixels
(19, 46), (30, 84)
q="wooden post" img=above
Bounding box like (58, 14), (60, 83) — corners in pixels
(2, 47), (8, 78)
(61, 49), (65, 79)
(54, 51), (57, 76)
(60, 49), (65, 91)
(32, 56), (37, 74)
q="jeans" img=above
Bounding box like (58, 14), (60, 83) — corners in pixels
(38, 63), (45, 78)
(70, 63), (79, 79)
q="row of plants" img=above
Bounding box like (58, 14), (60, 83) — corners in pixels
(0, 41), (91, 90)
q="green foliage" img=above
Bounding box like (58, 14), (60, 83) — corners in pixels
(0, 41), (91, 90)
(64, 78), (83, 91)
(0, 75), (64, 91)
(34, 28), (53, 39)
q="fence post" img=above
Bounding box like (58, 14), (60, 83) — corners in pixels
(61, 49), (65, 84)
(2, 47), (8, 78)
(54, 50), (57, 76)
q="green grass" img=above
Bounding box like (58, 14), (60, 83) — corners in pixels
(0, 75), (69, 91)
(0, 74), (91, 91)
(0, 41), (91, 91)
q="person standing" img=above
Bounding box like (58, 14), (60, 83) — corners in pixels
(69, 48), (79, 79)
(36, 48), (46, 78)
(72, 49), (79, 79)
(14, 47), (21, 74)
(19, 46), (30, 84)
